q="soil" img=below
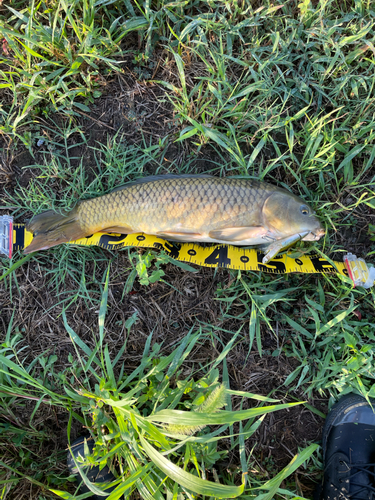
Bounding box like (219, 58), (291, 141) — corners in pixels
(0, 68), (353, 499)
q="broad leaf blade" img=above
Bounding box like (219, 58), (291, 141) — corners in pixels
(140, 436), (245, 498)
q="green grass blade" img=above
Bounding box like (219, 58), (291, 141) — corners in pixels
(140, 436), (245, 498)
(210, 325), (243, 370)
(226, 390), (279, 403)
(62, 310), (101, 367)
(253, 443), (319, 500)
(106, 463), (153, 500)
(98, 264), (110, 345)
(147, 402), (303, 426)
(0, 253), (35, 282)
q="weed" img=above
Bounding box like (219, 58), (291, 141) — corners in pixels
(282, 292), (375, 400)
(0, 271), (316, 499)
(1, 0), (375, 497)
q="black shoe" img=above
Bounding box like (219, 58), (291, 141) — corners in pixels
(318, 393), (375, 500)
(67, 436), (118, 500)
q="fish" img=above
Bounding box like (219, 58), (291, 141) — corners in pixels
(24, 175), (325, 263)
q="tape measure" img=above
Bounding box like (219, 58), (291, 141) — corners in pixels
(2, 216), (374, 287)
(2, 217), (347, 274)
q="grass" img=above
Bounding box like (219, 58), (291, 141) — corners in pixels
(1, 274), (316, 499)
(1, 0), (375, 498)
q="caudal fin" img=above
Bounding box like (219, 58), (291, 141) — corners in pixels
(24, 206), (84, 254)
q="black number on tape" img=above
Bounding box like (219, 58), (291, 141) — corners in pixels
(99, 233), (127, 249)
(257, 253), (286, 273)
(204, 246), (231, 268)
(310, 256), (335, 273)
(164, 242), (181, 259)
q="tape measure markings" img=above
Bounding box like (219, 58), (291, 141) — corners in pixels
(9, 224), (348, 277)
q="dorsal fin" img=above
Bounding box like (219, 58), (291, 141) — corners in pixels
(111, 174), (215, 192)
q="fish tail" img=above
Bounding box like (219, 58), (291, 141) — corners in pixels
(24, 205), (83, 254)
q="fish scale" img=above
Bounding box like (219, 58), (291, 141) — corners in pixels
(24, 175), (324, 258)
(77, 177), (272, 235)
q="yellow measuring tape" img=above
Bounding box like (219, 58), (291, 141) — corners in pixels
(11, 223), (348, 277)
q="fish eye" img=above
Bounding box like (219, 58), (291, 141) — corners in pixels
(300, 205), (309, 215)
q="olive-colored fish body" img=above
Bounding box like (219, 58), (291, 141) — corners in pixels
(78, 176), (277, 240)
(25, 175), (324, 261)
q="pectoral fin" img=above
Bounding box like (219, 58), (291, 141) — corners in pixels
(101, 225), (134, 234)
(209, 226), (267, 242)
(262, 231), (309, 264)
(156, 230), (203, 242)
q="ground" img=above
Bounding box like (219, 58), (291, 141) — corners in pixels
(1, 75), (328, 499)
(1, 2), (375, 498)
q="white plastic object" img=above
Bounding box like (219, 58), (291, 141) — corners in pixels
(0, 215), (13, 259)
(344, 252), (375, 288)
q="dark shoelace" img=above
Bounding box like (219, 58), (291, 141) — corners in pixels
(338, 462), (375, 499)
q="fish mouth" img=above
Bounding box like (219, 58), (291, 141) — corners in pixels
(302, 228), (325, 241)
